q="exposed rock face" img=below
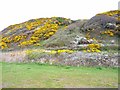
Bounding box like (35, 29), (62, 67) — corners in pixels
(77, 38), (94, 44)
(83, 15), (118, 30)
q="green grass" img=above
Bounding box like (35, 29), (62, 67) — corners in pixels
(1, 62), (118, 88)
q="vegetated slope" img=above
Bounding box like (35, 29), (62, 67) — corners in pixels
(83, 10), (120, 44)
(42, 10), (120, 49)
(0, 17), (73, 49)
(0, 10), (120, 50)
(42, 20), (88, 48)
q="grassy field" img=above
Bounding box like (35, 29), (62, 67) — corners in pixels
(1, 62), (118, 88)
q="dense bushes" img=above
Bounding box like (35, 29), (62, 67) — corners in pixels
(0, 17), (72, 49)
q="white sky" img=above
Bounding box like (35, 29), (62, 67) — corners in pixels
(0, 0), (119, 31)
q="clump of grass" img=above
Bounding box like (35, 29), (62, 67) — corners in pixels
(26, 50), (49, 60)
(25, 49), (75, 60)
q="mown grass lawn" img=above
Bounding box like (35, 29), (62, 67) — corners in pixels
(1, 62), (118, 88)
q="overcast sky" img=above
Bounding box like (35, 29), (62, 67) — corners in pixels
(0, 0), (119, 31)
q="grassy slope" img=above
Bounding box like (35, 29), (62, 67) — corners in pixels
(1, 62), (118, 88)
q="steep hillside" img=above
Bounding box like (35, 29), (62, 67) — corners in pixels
(42, 20), (88, 48)
(0, 17), (73, 49)
(43, 10), (120, 49)
(83, 10), (120, 44)
(0, 10), (119, 50)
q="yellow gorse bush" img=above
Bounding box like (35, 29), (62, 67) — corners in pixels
(0, 17), (72, 49)
(84, 44), (101, 53)
(97, 10), (119, 16)
(88, 44), (100, 49)
(13, 35), (25, 42)
(101, 30), (114, 36)
(49, 49), (74, 54)
(57, 49), (74, 54)
(0, 41), (8, 49)
(32, 21), (58, 40)
(19, 39), (38, 47)
(2, 37), (11, 43)
(34, 43), (41, 46)
(25, 49), (74, 55)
